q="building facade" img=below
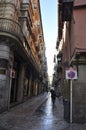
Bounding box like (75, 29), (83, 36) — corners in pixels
(0, 0), (48, 112)
(56, 0), (86, 123)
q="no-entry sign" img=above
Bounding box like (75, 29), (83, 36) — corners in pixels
(66, 67), (77, 79)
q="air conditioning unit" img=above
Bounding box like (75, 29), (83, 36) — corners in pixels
(38, 34), (42, 39)
(37, 21), (40, 26)
(34, 21), (40, 26)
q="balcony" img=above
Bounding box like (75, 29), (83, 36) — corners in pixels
(0, 18), (23, 42)
(38, 51), (42, 58)
(62, 0), (74, 21)
(20, 0), (33, 27)
(35, 42), (40, 51)
(0, 1), (21, 20)
(31, 27), (37, 42)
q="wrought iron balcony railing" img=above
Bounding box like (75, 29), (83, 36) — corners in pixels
(0, 17), (23, 41)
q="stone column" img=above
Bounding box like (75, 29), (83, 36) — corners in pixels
(17, 64), (25, 103)
(0, 44), (11, 112)
(28, 74), (32, 97)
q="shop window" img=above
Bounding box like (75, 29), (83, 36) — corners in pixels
(0, 68), (6, 75)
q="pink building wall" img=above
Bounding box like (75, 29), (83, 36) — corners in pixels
(74, 0), (86, 6)
(74, 9), (86, 50)
(70, 2), (86, 58)
(59, 0), (86, 123)
(61, 0), (86, 67)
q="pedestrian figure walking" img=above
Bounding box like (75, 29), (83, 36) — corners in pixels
(50, 88), (57, 105)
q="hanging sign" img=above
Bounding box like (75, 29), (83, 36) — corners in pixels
(10, 69), (15, 78)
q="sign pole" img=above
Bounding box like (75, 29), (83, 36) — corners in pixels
(66, 67), (77, 123)
(70, 79), (73, 123)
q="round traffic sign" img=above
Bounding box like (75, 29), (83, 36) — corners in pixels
(68, 71), (75, 78)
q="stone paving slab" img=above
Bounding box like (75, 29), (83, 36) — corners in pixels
(0, 93), (48, 130)
(62, 123), (86, 130)
(0, 93), (86, 130)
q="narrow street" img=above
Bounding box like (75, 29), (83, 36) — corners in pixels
(0, 93), (86, 130)
(28, 94), (68, 130)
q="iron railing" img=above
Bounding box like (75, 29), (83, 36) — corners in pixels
(0, 17), (23, 41)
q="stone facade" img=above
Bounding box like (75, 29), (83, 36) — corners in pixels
(0, 0), (48, 112)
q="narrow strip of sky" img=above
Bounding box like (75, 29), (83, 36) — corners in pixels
(40, 0), (57, 77)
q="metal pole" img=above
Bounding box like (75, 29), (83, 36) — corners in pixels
(70, 79), (73, 123)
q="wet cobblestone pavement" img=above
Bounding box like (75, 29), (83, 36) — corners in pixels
(28, 95), (68, 130)
(0, 93), (86, 130)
